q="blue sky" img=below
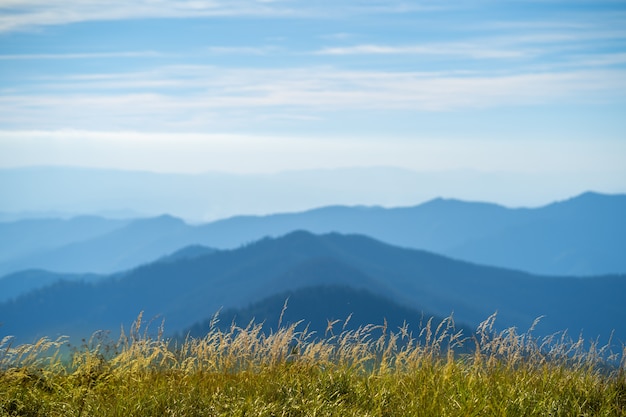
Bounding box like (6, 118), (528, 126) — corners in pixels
(0, 1), (625, 201)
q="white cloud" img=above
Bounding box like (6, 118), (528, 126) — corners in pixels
(0, 51), (164, 60)
(0, 0), (474, 32)
(1, 65), (625, 132)
(315, 43), (527, 59)
(313, 24), (626, 60)
(0, 0), (299, 32)
(571, 52), (626, 67)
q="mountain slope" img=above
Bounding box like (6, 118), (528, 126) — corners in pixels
(155, 245), (215, 264)
(0, 216), (213, 276)
(0, 269), (104, 303)
(195, 192), (626, 276)
(0, 216), (129, 265)
(447, 192), (626, 275)
(1, 232), (623, 346)
(183, 285), (473, 341)
(192, 198), (515, 253)
(2, 191), (624, 278)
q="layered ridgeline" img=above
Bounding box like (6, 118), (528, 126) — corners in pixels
(1, 231), (624, 346)
(181, 285), (477, 349)
(0, 215), (207, 279)
(1, 192), (625, 281)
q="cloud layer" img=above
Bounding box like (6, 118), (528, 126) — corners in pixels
(0, 0), (624, 190)
(1, 64), (624, 132)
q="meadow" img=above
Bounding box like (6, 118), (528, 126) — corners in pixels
(1, 312), (624, 417)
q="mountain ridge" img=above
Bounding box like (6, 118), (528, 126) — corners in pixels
(182, 285), (475, 342)
(3, 165), (621, 221)
(1, 191), (624, 282)
(1, 231), (623, 346)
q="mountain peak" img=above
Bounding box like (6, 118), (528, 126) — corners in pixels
(258, 230), (329, 252)
(416, 196), (507, 215)
(546, 191), (625, 212)
(282, 229), (318, 240)
(572, 191), (615, 202)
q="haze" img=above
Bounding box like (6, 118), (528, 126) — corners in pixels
(1, 0), (625, 213)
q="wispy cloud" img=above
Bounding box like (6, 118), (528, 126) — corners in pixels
(0, 51), (164, 60)
(2, 65), (624, 131)
(314, 26), (626, 60)
(0, 0), (299, 32)
(570, 52), (626, 67)
(1, 0), (624, 194)
(315, 44), (527, 59)
(0, 0), (449, 33)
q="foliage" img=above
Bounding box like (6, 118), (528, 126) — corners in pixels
(1, 313), (625, 417)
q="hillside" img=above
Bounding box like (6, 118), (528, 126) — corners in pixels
(0, 216), (129, 265)
(0, 215), (213, 276)
(1, 231), (623, 346)
(2, 192), (624, 281)
(0, 269), (104, 303)
(446, 192), (626, 275)
(182, 285), (474, 341)
(193, 191), (626, 276)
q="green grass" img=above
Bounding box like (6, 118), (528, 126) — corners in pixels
(1, 313), (625, 416)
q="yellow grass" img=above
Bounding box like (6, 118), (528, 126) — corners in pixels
(1, 312), (625, 416)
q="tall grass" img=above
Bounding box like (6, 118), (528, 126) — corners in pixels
(1, 312), (625, 416)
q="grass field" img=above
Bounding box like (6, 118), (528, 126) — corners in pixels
(1, 313), (625, 416)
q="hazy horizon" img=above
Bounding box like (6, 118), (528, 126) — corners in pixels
(1, 165), (624, 222)
(1, 1), (625, 214)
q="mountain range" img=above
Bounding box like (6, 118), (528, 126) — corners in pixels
(1, 192), (624, 287)
(1, 231), (624, 347)
(2, 166), (620, 222)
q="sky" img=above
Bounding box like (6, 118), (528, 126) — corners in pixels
(0, 0), (625, 208)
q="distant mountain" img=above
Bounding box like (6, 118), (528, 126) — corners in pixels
(1, 232), (623, 346)
(0, 269), (104, 303)
(3, 166), (618, 222)
(183, 285), (474, 342)
(156, 245), (215, 264)
(0, 245), (214, 303)
(192, 198), (512, 252)
(0, 216), (129, 264)
(446, 192), (626, 275)
(189, 191), (626, 275)
(0, 215), (213, 277)
(3, 191), (624, 280)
